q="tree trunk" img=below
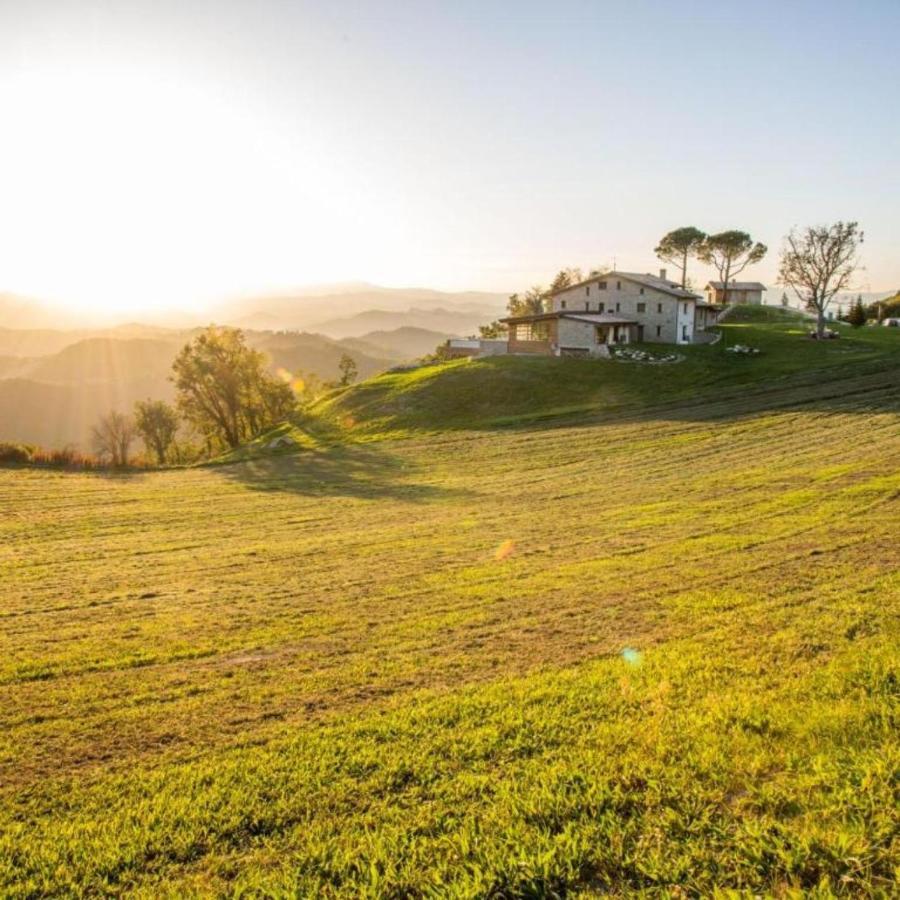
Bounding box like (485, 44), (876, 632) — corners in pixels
(817, 305), (826, 339)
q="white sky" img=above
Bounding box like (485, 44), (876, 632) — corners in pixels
(0, 0), (897, 315)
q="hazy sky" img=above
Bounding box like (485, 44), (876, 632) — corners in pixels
(0, 0), (898, 313)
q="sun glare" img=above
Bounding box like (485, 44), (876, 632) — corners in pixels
(0, 60), (407, 318)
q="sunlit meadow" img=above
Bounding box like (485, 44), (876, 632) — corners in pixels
(2, 313), (898, 896)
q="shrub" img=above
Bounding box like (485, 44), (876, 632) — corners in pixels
(28, 446), (104, 470)
(0, 442), (33, 465)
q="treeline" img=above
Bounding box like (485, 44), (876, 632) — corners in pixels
(838, 292), (900, 326)
(1, 326), (361, 470)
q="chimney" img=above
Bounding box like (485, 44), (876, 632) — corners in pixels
(659, 268), (667, 281)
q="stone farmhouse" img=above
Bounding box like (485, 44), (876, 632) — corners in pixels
(705, 281), (766, 306)
(448, 269), (721, 359)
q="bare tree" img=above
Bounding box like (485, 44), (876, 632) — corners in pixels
(92, 411), (136, 467)
(655, 227), (707, 288)
(778, 222), (863, 339)
(698, 231), (767, 304)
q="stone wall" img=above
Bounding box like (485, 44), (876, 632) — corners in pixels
(552, 279), (683, 343)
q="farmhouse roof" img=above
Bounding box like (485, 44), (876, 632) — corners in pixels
(549, 270), (701, 300)
(501, 311), (637, 325)
(560, 313), (637, 325)
(706, 281), (767, 291)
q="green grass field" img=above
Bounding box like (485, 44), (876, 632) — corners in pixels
(314, 306), (900, 437)
(1, 310), (898, 896)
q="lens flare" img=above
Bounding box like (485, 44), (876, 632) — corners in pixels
(494, 539), (516, 561)
(621, 647), (642, 666)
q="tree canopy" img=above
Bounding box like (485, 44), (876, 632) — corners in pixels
(698, 231), (767, 302)
(846, 296), (867, 328)
(338, 353), (359, 387)
(507, 286), (547, 317)
(134, 399), (179, 465)
(654, 227), (707, 288)
(171, 326), (295, 449)
(549, 268), (584, 293)
(478, 320), (507, 339)
(506, 269), (587, 319)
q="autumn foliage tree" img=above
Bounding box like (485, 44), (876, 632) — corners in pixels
(134, 399), (179, 464)
(506, 269), (586, 318)
(507, 286), (548, 317)
(549, 267), (584, 293)
(171, 326), (295, 449)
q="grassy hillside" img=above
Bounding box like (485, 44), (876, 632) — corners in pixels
(316, 308), (900, 438)
(1, 311), (898, 895)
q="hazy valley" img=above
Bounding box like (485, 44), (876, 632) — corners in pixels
(0, 284), (507, 449)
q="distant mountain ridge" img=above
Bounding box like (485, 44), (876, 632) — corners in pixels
(224, 290), (505, 333)
(0, 283), (508, 331)
(308, 307), (489, 339)
(0, 281), (500, 450)
(340, 326), (453, 360)
(0, 321), (449, 450)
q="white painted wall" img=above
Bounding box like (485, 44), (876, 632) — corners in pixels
(675, 299), (695, 344)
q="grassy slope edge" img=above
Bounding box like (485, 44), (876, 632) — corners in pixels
(312, 307), (900, 438)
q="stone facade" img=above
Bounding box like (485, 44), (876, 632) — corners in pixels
(556, 316), (632, 353)
(550, 274), (700, 345)
(446, 338), (509, 358)
(502, 312), (637, 357)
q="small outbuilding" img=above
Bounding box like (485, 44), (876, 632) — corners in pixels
(705, 281), (766, 306)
